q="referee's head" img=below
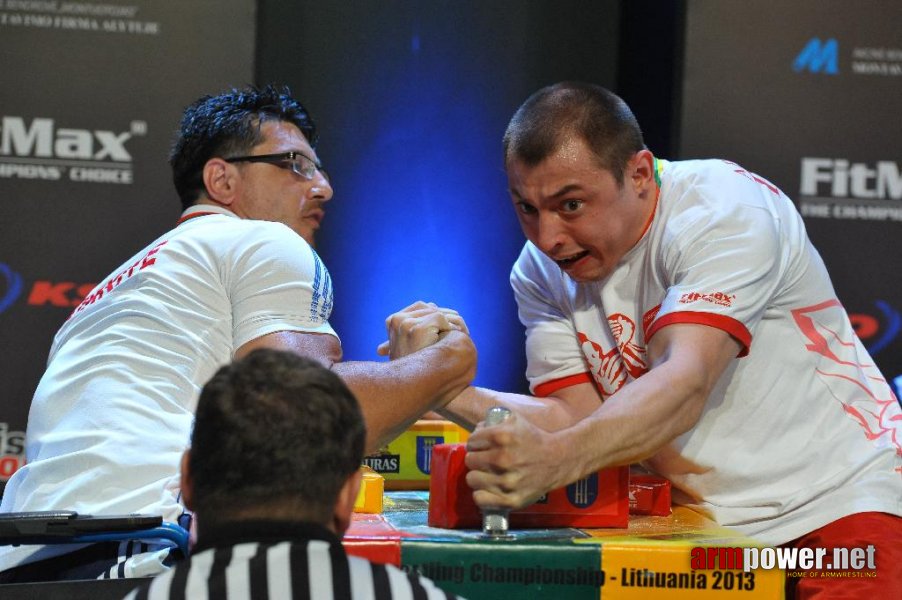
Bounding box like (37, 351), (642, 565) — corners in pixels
(181, 348), (366, 534)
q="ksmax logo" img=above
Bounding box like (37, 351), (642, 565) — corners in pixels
(794, 38), (838, 75)
(0, 265), (96, 315)
(27, 281), (97, 309)
(0, 116), (145, 184)
(0, 116), (140, 161)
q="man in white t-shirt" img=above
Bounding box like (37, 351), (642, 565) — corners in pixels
(0, 84), (475, 582)
(439, 82), (901, 598)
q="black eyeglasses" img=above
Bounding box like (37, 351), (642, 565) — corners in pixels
(225, 151), (328, 182)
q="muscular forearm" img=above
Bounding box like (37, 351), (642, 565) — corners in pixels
(236, 328), (475, 454)
(544, 325), (740, 491)
(439, 386), (594, 432)
(551, 363), (709, 488)
(335, 334), (475, 453)
(455, 374), (702, 497)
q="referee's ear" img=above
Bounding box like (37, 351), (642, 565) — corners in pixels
(332, 469), (363, 536)
(180, 449), (195, 511)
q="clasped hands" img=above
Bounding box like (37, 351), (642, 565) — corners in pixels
(376, 300), (470, 359)
(375, 301), (558, 512)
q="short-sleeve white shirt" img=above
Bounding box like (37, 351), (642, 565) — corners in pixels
(0, 205), (338, 569)
(512, 159), (902, 544)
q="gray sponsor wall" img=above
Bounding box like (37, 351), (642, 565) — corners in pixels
(679, 0), (902, 384)
(0, 0), (255, 490)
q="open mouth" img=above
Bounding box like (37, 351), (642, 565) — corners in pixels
(555, 250), (589, 269)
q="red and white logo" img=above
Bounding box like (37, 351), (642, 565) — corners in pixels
(679, 291), (736, 308)
(578, 314), (648, 398)
(792, 300), (902, 472)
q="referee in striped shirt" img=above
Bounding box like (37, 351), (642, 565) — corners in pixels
(124, 349), (462, 600)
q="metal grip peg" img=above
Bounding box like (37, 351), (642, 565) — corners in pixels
(481, 406), (512, 537)
(484, 406), (511, 427)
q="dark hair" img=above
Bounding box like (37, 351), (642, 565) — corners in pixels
(169, 84), (318, 210)
(503, 81), (645, 185)
(188, 349), (365, 523)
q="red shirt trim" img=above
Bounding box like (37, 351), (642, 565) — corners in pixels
(176, 211), (219, 226)
(534, 372), (593, 397)
(647, 311), (752, 357)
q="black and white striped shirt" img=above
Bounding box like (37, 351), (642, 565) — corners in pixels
(122, 520), (461, 600)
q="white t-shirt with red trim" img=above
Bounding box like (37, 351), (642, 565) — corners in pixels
(511, 158), (902, 544)
(0, 205), (338, 571)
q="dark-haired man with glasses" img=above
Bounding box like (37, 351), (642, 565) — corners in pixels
(0, 85), (476, 582)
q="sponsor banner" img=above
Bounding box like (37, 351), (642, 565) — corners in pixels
(680, 0), (902, 378)
(798, 158), (902, 222)
(794, 37), (902, 78)
(0, 115), (147, 185)
(363, 420), (469, 489)
(0, 1), (254, 439)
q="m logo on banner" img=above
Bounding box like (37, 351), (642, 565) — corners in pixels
(793, 38), (839, 74)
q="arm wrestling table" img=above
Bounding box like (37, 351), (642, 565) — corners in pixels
(355, 422), (785, 599)
(345, 491), (785, 599)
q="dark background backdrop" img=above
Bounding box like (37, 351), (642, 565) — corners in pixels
(255, 0), (682, 394)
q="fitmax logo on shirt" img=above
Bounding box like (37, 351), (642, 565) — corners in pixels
(793, 38), (839, 74)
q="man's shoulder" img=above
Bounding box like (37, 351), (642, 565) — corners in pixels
(662, 158), (786, 201)
(657, 158), (772, 221)
(177, 216), (315, 262)
(660, 158), (743, 189)
(186, 213), (301, 240)
(512, 241), (558, 280)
